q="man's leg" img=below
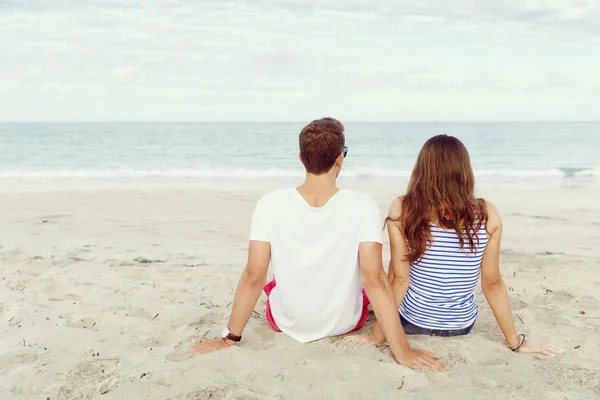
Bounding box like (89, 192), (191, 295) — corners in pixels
(263, 278), (282, 332)
(348, 289), (370, 333)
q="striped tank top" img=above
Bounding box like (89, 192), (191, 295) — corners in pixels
(400, 222), (489, 330)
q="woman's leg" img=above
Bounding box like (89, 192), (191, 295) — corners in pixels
(445, 321), (475, 337)
(400, 313), (434, 335)
(400, 313), (474, 336)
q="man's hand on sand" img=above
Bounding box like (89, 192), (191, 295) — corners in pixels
(186, 338), (235, 357)
(394, 348), (445, 371)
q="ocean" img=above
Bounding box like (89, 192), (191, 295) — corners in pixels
(0, 122), (598, 189)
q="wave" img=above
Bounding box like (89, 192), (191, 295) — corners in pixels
(557, 167), (594, 178)
(478, 168), (596, 178)
(0, 167), (597, 179)
(0, 168), (304, 179)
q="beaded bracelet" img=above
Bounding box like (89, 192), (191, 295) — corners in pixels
(510, 334), (526, 352)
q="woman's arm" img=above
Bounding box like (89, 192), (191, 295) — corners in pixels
(360, 242), (443, 371)
(481, 201), (563, 356)
(371, 198), (411, 344)
(480, 201), (519, 346)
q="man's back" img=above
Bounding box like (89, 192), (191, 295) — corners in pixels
(250, 188), (382, 342)
(189, 117), (443, 372)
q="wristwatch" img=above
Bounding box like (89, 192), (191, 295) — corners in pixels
(222, 327), (242, 343)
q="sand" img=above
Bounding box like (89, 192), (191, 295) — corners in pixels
(1, 182), (599, 400)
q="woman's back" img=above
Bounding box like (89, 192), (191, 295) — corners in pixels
(375, 134), (562, 358)
(400, 222), (488, 330)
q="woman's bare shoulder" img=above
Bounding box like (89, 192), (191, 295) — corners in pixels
(388, 196), (404, 220)
(483, 199), (502, 232)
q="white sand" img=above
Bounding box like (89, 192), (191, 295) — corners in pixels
(1, 183), (599, 400)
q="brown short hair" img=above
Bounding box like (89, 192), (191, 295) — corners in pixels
(299, 117), (345, 174)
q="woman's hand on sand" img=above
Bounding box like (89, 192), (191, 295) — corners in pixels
(518, 338), (565, 356)
(186, 338), (234, 357)
(395, 348), (445, 371)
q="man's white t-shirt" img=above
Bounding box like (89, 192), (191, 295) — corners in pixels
(250, 188), (383, 343)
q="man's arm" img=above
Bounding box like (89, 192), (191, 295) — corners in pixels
(359, 241), (444, 371)
(227, 240), (271, 336)
(188, 240), (270, 355)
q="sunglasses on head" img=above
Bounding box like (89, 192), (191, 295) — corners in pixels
(343, 146), (348, 158)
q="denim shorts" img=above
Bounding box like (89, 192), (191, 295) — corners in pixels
(400, 313), (474, 337)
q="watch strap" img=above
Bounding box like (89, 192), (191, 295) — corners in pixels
(224, 328), (242, 342)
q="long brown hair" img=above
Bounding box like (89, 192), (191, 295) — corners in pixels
(390, 134), (488, 264)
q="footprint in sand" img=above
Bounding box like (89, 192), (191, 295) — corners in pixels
(180, 387), (278, 400)
(58, 358), (123, 399)
(39, 214), (71, 224)
(98, 377), (120, 395)
(473, 376), (506, 390)
(10, 353), (38, 364)
(138, 334), (163, 349)
(537, 364), (600, 391)
(153, 370), (178, 387)
(395, 373), (430, 392)
(110, 304), (153, 319)
(446, 340), (508, 368)
(179, 387), (228, 400)
(166, 335), (205, 362)
(576, 295), (600, 309)
(510, 298), (528, 310)
(227, 389), (284, 400)
(58, 386), (90, 400)
(462, 350), (507, 367)
(192, 310), (224, 325)
(49, 293), (82, 302)
(65, 316), (97, 329)
(253, 326), (278, 342)
(540, 290), (575, 303)
(67, 359), (118, 380)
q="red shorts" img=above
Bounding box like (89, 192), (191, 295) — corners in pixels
(263, 278), (370, 334)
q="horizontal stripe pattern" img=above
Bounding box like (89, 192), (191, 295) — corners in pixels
(400, 223), (488, 330)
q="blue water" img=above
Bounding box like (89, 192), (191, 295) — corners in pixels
(0, 122), (598, 188)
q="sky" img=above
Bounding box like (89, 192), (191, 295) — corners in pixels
(1, 0), (599, 122)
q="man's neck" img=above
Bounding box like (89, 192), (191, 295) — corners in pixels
(296, 173), (339, 207)
(300, 172), (337, 191)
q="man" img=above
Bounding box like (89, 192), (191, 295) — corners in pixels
(189, 117), (443, 371)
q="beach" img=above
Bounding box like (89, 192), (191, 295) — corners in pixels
(3, 0), (600, 394)
(1, 183), (599, 400)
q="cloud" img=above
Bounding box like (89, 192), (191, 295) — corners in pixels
(546, 71), (577, 89)
(110, 65), (137, 81)
(164, 88), (188, 99)
(47, 82), (73, 92)
(0, 0), (598, 121)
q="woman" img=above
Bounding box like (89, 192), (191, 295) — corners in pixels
(370, 134), (563, 360)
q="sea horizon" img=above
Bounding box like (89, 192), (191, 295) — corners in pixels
(2, 120), (600, 124)
(1, 121), (598, 190)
